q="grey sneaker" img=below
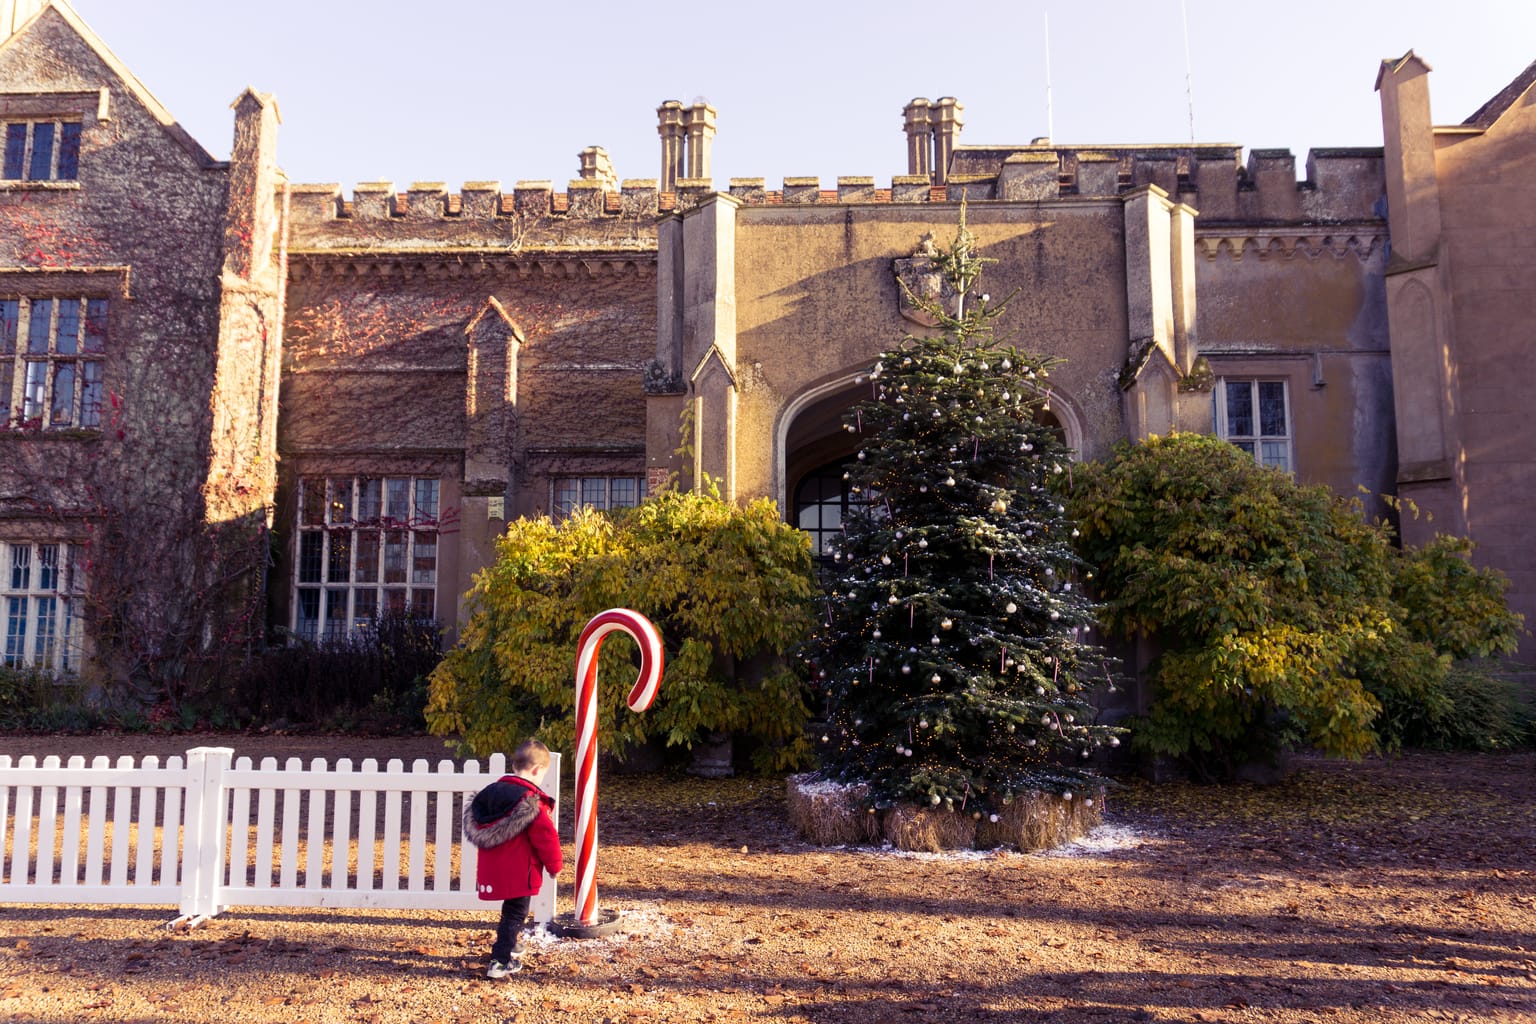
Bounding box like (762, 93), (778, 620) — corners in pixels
(486, 958), (521, 979)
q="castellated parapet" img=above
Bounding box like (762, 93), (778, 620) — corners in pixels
(284, 144), (1384, 253)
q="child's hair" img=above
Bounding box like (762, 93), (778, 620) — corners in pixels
(512, 739), (551, 773)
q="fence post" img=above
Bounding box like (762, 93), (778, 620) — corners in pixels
(176, 747), (233, 925)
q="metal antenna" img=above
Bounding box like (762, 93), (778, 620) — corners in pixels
(1044, 10), (1055, 142)
(1180, 0), (1196, 141)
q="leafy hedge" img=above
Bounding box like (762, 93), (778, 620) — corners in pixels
(426, 491), (819, 771)
(1069, 433), (1526, 777)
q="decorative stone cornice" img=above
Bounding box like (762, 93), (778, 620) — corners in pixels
(1195, 226), (1387, 262)
(286, 251), (655, 282)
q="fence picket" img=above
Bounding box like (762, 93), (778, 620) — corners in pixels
(381, 760), (403, 891)
(110, 756), (133, 887)
(305, 759), (326, 891)
(10, 757), (35, 886)
(253, 758), (276, 890)
(37, 757), (59, 888)
(162, 759), (184, 886)
(279, 758), (301, 889)
(356, 759), (377, 892)
(432, 760), (453, 892)
(0, 756), (9, 885)
(136, 757), (160, 886)
(84, 756), (108, 886)
(59, 756), (83, 887)
(407, 760), (428, 890)
(331, 759), (353, 890)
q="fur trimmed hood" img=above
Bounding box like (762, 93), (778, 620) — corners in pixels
(464, 777), (547, 850)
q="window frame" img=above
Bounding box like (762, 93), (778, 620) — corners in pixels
(291, 475), (442, 642)
(1214, 377), (1293, 473)
(2, 540), (85, 673)
(1, 295), (107, 430)
(550, 475), (647, 519)
(2, 119), (83, 183)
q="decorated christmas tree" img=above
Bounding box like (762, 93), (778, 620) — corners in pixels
(806, 217), (1119, 825)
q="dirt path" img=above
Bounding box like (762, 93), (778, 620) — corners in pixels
(2, 734), (1533, 1023)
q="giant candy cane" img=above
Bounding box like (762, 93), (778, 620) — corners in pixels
(572, 608), (665, 927)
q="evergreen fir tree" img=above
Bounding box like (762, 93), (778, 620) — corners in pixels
(807, 216), (1119, 817)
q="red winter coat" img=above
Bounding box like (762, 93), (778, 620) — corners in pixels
(463, 774), (562, 900)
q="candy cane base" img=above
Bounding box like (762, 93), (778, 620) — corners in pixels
(549, 907), (623, 939)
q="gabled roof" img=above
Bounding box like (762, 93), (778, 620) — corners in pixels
(0, 1), (219, 167)
(1462, 57), (1536, 130)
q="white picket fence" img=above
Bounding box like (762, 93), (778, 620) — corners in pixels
(0, 746), (560, 926)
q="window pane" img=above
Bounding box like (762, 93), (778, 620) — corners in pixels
(299, 478), (326, 525)
(554, 480), (578, 517)
(37, 545), (58, 591)
(3, 123), (25, 179)
(11, 543), (31, 590)
(410, 589), (435, 620)
(56, 122), (81, 180)
(295, 588), (320, 641)
(27, 300), (51, 354)
(354, 531), (380, 583)
(1232, 440), (1256, 456)
(386, 479), (410, 524)
(4, 596), (25, 664)
(1258, 381), (1287, 436)
(0, 299), (17, 353)
(414, 479), (439, 523)
(50, 362), (74, 425)
(582, 478), (606, 509)
(326, 530), (351, 583)
(1, 361), (12, 423)
(610, 478), (638, 508)
(383, 589), (406, 617)
(33, 596), (56, 664)
(383, 530), (407, 583)
(83, 300), (107, 353)
(323, 589), (348, 639)
(1224, 381), (1253, 438)
(1260, 440), (1290, 471)
(80, 362), (103, 428)
(27, 121), (53, 180)
(54, 300), (79, 355)
(353, 588), (377, 628)
(357, 478), (382, 523)
(328, 477), (352, 524)
(412, 532), (436, 584)
(22, 361), (46, 420)
(297, 531), (323, 584)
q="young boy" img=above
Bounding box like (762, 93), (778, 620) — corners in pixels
(463, 740), (562, 978)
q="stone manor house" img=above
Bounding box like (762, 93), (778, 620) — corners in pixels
(3, 0), (1534, 690)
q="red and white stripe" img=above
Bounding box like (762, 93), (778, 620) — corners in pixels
(572, 608), (665, 926)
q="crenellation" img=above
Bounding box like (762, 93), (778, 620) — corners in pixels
(891, 174), (929, 202)
(351, 181), (392, 219)
(1075, 153), (1119, 197)
(947, 175), (995, 201)
(288, 182), (343, 221)
(1241, 150), (1302, 220)
(782, 176), (819, 203)
(621, 179), (659, 216)
(728, 177), (767, 204)
(566, 178), (604, 217)
(1191, 156), (1240, 219)
(461, 181), (501, 219)
(837, 176), (876, 202)
(1302, 148), (1386, 222)
(406, 182), (448, 220)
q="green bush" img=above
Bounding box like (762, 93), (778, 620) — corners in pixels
(1069, 432), (1527, 777)
(426, 490), (818, 771)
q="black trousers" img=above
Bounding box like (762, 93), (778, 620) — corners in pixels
(491, 895), (531, 963)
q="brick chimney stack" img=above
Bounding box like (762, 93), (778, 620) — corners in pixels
(902, 96), (964, 184)
(658, 100), (717, 191)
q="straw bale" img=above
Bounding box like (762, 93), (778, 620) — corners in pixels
(975, 791), (1103, 851)
(785, 775), (881, 846)
(881, 803), (977, 853)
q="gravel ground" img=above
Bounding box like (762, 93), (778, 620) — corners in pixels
(2, 733), (1534, 1023)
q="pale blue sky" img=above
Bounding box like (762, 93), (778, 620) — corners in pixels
(68, 1), (1536, 190)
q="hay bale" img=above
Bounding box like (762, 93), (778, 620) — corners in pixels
(785, 774), (881, 846)
(974, 791), (1103, 851)
(881, 803), (978, 852)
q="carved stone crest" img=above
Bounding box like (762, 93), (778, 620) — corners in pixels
(893, 233), (960, 326)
